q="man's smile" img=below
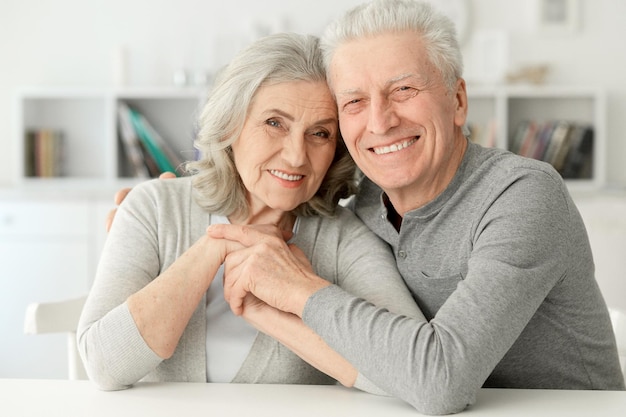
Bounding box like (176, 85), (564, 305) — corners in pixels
(372, 137), (419, 155)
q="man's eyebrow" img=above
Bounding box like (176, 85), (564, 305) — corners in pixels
(387, 73), (417, 86)
(335, 73), (422, 96)
(335, 88), (361, 97)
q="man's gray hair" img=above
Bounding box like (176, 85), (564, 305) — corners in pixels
(321, 0), (464, 90)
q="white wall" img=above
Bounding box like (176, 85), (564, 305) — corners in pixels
(1, 0), (625, 188)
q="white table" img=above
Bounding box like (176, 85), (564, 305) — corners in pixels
(2, 379), (625, 416)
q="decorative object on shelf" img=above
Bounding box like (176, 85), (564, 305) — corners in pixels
(173, 69), (188, 86)
(471, 30), (509, 85)
(536, 0), (580, 35)
(112, 46), (128, 86)
(506, 64), (550, 85)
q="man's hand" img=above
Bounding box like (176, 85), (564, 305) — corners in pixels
(207, 224), (330, 317)
(105, 172), (176, 232)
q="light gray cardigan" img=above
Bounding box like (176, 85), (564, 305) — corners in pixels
(77, 177), (422, 391)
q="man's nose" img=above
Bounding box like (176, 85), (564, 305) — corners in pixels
(367, 97), (400, 135)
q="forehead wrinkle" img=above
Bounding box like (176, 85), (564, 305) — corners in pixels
(335, 73), (426, 98)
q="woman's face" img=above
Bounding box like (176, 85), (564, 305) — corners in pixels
(232, 80), (338, 217)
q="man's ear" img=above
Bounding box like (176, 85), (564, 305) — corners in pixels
(453, 78), (468, 128)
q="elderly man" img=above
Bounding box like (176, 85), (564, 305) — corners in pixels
(208, 0), (625, 414)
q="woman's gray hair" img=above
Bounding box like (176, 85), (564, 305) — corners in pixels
(185, 32), (357, 218)
(321, 0), (463, 91)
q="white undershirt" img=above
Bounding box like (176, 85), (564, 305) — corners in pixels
(205, 214), (300, 382)
(205, 215), (257, 382)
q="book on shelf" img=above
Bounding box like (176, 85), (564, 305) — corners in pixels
(509, 120), (594, 180)
(24, 129), (64, 178)
(117, 102), (185, 178)
(560, 125), (594, 179)
(117, 103), (150, 178)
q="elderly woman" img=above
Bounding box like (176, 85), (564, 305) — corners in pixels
(77, 32), (420, 391)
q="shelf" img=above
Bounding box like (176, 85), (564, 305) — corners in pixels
(465, 85), (605, 189)
(14, 87), (205, 185)
(14, 85), (606, 190)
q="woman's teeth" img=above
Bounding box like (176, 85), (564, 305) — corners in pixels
(270, 170), (303, 181)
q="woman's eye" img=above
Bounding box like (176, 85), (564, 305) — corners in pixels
(266, 119), (281, 128)
(308, 129), (334, 144)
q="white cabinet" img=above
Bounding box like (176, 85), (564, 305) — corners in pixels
(466, 85), (606, 189)
(0, 194), (109, 379)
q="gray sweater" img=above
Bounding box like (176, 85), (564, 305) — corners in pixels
(77, 177), (422, 390)
(303, 141), (625, 414)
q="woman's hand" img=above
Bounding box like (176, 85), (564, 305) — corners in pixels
(207, 224), (330, 318)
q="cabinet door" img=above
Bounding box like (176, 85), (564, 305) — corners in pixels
(0, 201), (91, 379)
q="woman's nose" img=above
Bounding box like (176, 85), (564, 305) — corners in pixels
(281, 133), (307, 167)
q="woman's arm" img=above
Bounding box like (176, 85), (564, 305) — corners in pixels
(78, 181), (236, 389)
(126, 233), (232, 359)
(240, 293), (357, 387)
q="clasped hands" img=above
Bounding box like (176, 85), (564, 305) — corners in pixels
(207, 224), (331, 319)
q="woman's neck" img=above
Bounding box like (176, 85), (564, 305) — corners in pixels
(228, 209), (296, 232)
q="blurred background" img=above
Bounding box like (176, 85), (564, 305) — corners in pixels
(1, 0), (625, 380)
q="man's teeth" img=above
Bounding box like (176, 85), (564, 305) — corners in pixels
(373, 137), (418, 155)
(270, 170), (303, 181)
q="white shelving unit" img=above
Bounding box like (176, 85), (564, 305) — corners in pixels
(466, 84), (606, 189)
(13, 85), (606, 191)
(14, 86), (206, 190)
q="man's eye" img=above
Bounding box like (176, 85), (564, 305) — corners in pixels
(342, 98), (365, 114)
(392, 86), (419, 100)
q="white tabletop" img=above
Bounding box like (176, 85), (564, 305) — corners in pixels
(2, 379), (625, 417)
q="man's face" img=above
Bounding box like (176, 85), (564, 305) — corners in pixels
(329, 31), (468, 211)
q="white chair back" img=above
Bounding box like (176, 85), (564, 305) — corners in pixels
(24, 295), (88, 380)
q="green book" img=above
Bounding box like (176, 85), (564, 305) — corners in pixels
(128, 108), (178, 175)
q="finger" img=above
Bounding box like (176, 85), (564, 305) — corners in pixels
(207, 224), (283, 247)
(159, 172), (176, 179)
(105, 209), (117, 232)
(113, 188), (131, 206)
(222, 255), (250, 316)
